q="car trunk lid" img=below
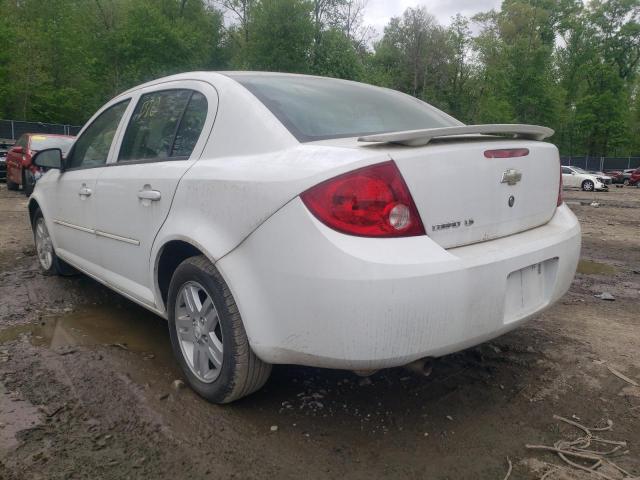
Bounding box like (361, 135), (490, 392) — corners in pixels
(384, 138), (560, 248)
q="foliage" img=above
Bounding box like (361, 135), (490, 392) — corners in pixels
(1, 0), (638, 157)
(246, 0), (315, 72)
(311, 28), (363, 80)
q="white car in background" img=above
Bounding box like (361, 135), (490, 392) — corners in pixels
(562, 166), (608, 191)
(587, 170), (612, 185)
(28, 72), (581, 403)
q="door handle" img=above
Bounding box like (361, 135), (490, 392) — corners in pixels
(78, 186), (92, 197)
(137, 189), (161, 201)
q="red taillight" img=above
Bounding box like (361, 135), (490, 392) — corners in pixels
(484, 148), (530, 158)
(301, 161), (425, 237)
(557, 164), (563, 206)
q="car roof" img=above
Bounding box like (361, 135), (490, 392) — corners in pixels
(114, 70), (386, 100)
(24, 133), (75, 138)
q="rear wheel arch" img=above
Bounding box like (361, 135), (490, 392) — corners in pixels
(156, 239), (210, 308)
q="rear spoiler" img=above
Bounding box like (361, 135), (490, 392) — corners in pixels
(358, 124), (554, 147)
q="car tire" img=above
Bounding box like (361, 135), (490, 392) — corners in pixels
(32, 209), (77, 276)
(582, 180), (594, 191)
(6, 176), (19, 191)
(623, 179), (630, 186)
(167, 255), (272, 404)
(23, 170), (35, 196)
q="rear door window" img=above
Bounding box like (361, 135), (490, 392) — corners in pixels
(118, 89), (208, 162)
(171, 92), (208, 158)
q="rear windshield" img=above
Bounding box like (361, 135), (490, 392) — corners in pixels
(227, 74), (461, 142)
(30, 135), (74, 155)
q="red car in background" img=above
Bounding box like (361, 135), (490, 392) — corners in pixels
(6, 133), (75, 196)
(629, 168), (640, 186)
(603, 170), (624, 184)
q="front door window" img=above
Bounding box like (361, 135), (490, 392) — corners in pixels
(66, 101), (130, 170)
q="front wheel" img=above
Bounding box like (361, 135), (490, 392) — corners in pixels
(167, 256), (271, 403)
(32, 209), (76, 276)
(582, 180), (595, 191)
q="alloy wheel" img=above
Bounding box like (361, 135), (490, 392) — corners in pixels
(174, 281), (223, 383)
(35, 218), (53, 270)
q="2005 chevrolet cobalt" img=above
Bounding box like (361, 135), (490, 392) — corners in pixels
(29, 72), (580, 403)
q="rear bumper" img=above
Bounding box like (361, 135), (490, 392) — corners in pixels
(218, 200), (581, 370)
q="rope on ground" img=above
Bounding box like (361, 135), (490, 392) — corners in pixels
(607, 366), (639, 387)
(525, 415), (636, 480)
(502, 456), (513, 480)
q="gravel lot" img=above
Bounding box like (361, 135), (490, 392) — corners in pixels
(0, 183), (638, 479)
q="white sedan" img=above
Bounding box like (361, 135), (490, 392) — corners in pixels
(561, 166), (608, 191)
(29, 72), (581, 403)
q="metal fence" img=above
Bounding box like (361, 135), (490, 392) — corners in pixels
(0, 119), (82, 141)
(561, 156), (640, 171)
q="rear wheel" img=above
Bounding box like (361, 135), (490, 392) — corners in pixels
(32, 209), (76, 276)
(582, 180), (594, 191)
(623, 179), (630, 186)
(167, 255), (271, 403)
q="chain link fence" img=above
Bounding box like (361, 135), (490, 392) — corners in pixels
(0, 119), (82, 142)
(561, 156), (640, 171)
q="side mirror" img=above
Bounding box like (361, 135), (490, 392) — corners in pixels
(12, 146), (23, 154)
(33, 148), (64, 171)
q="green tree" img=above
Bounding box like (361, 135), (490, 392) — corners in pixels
(472, 1), (561, 127)
(441, 14), (475, 122)
(2, 0), (639, 158)
(371, 8), (445, 97)
(555, 0), (639, 155)
(247, 0), (315, 72)
(0, 0), (226, 124)
(312, 28), (363, 79)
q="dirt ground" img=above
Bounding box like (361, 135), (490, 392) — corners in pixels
(0, 183), (638, 480)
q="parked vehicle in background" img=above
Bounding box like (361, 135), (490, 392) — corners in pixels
(629, 168), (640, 186)
(561, 166), (608, 191)
(6, 134), (75, 195)
(603, 170), (624, 184)
(587, 170), (612, 184)
(621, 168), (637, 186)
(28, 72), (580, 403)
(0, 142), (9, 182)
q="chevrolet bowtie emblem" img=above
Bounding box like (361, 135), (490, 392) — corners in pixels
(500, 169), (522, 186)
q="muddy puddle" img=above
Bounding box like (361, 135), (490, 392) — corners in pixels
(577, 259), (617, 275)
(0, 303), (176, 370)
(0, 383), (43, 455)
